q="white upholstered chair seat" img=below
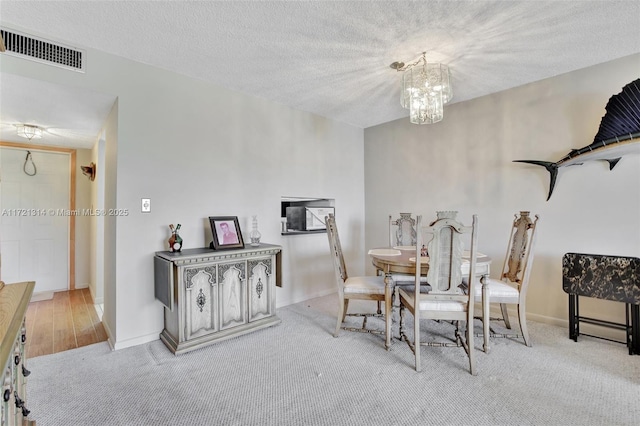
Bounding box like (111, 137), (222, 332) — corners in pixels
(463, 277), (520, 300)
(391, 273), (429, 284)
(343, 276), (386, 295)
(400, 288), (467, 311)
(474, 278), (519, 300)
(417, 298), (467, 312)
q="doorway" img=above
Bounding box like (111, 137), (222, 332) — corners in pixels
(0, 146), (72, 294)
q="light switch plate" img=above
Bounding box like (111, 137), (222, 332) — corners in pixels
(141, 198), (151, 213)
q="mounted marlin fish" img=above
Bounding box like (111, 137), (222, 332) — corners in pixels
(514, 78), (640, 201)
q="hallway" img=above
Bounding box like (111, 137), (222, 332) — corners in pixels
(25, 288), (107, 358)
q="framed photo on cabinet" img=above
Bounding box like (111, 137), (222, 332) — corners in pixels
(209, 216), (245, 250)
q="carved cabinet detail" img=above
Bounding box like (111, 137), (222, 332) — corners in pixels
(184, 266), (218, 340)
(218, 261), (247, 331)
(154, 244), (281, 355)
(1, 281), (36, 426)
(248, 258), (274, 322)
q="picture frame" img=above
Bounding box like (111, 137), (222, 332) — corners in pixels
(209, 216), (244, 250)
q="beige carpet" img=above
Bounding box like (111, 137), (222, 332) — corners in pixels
(26, 295), (639, 425)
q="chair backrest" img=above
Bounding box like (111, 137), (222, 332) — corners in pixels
(389, 213), (417, 247)
(416, 211), (477, 298)
(326, 213), (348, 288)
(500, 211), (539, 294)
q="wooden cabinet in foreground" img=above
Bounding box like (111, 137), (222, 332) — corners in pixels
(154, 244), (282, 354)
(0, 280), (36, 425)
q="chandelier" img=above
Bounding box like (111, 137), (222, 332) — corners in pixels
(16, 124), (43, 140)
(390, 52), (452, 124)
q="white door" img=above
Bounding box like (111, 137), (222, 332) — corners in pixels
(0, 148), (70, 293)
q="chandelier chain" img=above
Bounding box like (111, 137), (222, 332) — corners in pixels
(393, 52), (427, 72)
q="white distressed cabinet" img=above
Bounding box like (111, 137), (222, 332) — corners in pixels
(0, 281), (35, 426)
(154, 244), (282, 354)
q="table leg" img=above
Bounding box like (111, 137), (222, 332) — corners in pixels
(481, 274), (490, 353)
(568, 294), (578, 342)
(631, 303), (639, 355)
(384, 272), (393, 350)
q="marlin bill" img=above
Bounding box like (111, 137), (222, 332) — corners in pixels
(514, 78), (640, 201)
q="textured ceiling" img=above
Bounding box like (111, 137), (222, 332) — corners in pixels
(0, 1), (639, 148)
(0, 73), (116, 148)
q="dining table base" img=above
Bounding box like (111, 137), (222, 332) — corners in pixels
(370, 248), (492, 351)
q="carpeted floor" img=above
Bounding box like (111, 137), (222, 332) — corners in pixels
(26, 295), (639, 425)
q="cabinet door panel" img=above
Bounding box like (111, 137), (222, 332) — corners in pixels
(184, 266), (218, 339)
(248, 257), (274, 322)
(219, 262), (247, 330)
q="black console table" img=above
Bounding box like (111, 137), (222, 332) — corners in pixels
(562, 253), (640, 355)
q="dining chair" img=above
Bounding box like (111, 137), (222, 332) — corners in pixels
(325, 213), (388, 340)
(387, 213), (429, 283)
(389, 213), (417, 247)
(399, 212), (479, 375)
(473, 211), (539, 351)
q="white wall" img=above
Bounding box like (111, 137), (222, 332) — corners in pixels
(110, 59), (364, 348)
(100, 99), (119, 345)
(75, 148), (93, 288)
(88, 134), (106, 305)
(0, 40), (365, 349)
(364, 53), (640, 339)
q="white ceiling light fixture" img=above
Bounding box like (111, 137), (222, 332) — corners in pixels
(16, 124), (43, 140)
(390, 52), (452, 124)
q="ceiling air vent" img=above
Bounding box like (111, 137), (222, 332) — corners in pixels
(0, 28), (84, 72)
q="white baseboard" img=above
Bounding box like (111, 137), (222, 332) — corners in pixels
(112, 332), (161, 350)
(101, 320), (115, 351)
(479, 305), (627, 343)
(88, 285), (104, 304)
(100, 315), (160, 350)
(289, 295), (625, 343)
(93, 303), (103, 321)
(527, 311), (568, 327)
(276, 287), (336, 308)
(30, 286), (91, 302)
(30, 291), (54, 302)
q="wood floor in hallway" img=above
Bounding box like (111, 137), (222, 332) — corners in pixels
(25, 288), (107, 358)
